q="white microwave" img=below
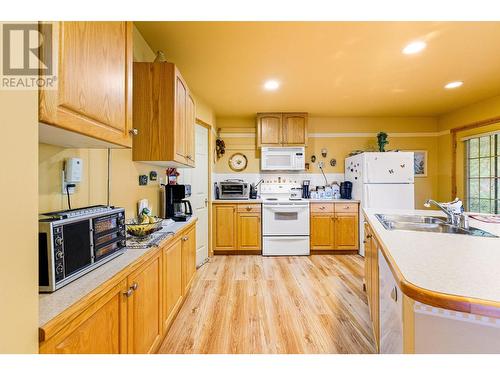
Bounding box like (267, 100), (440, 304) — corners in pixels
(261, 147), (305, 171)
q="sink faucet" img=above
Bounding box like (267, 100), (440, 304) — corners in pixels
(424, 198), (467, 228)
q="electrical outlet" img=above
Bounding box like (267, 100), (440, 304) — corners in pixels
(318, 161), (324, 168)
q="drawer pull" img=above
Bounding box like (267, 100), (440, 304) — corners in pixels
(320, 206), (326, 210)
(344, 206), (350, 209)
(246, 206), (252, 211)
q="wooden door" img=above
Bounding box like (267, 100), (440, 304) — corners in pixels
(182, 226), (197, 294)
(174, 69), (187, 162)
(282, 113), (307, 145)
(185, 93), (196, 166)
(310, 214), (335, 250)
(334, 213), (359, 250)
(162, 238), (183, 334)
(127, 252), (162, 354)
(39, 22), (132, 147)
(237, 212), (261, 250)
(257, 113), (282, 146)
(213, 204), (237, 250)
(39, 279), (128, 354)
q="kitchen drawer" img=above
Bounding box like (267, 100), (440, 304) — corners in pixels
(310, 203), (335, 213)
(334, 203), (358, 213)
(237, 204), (261, 213)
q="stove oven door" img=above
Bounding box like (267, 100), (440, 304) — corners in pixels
(262, 203), (310, 236)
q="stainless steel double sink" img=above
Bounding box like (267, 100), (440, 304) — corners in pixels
(375, 214), (498, 238)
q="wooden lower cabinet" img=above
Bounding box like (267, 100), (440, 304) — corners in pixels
(213, 203), (262, 253)
(310, 203), (359, 251)
(182, 226), (197, 294)
(213, 204), (237, 250)
(39, 280), (128, 354)
(310, 214), (335, 250)
(126, 252), (163, 354)
(364, 222), (380, 351)
(162, 238), (183, 333)
(39, 221), (197, 354)
(237, 212), (261, 250)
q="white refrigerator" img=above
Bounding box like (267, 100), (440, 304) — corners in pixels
(344, 152), (415, 256)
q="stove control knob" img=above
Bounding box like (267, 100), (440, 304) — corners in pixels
(55, 251), (63, 260)
(55, 237), (63, 246)
(56, 264), (64, 274)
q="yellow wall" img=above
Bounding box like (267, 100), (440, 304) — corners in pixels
(0, 78), (39, 350)
(216, 116), (438, 208)
(39, 25), (216, 218)
(437, 95), (500, 201)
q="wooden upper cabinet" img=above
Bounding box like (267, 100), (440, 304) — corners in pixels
(126, 253), (163, 354)
(133, 62), (195, 167)
(282, 113), (308, 145)
(185, 93), (196, 166)
(257, 113), (282, 146)
(257, 112), (308, 147)
(39, 22), (133, 147)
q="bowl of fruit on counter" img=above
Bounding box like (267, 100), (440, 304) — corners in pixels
(126, 209), (163, 238)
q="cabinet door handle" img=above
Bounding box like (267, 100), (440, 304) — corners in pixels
(129, 128), (139, 136)
(366, 234), (373, 239)
(182, 236), (189, 241)
(123, 288), (133, 297)
(390, 286), (398, 302)
(131, 282), (139, 291)
(186, 155), (193, 160)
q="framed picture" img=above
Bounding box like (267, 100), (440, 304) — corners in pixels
(412, 150), (427, 177)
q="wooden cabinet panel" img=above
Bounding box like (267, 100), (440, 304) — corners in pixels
(39, 21), (132, 147)
(334, 213), (359, 250)
(162, 238), (183, 334)
(257, 113), (282, 146)
(127, 253), (162, 354)
(237, 212), (261, 251)
(174, 72), (187, 163)
(40, 280), (128, 354)
(364, 223), (380, 352)
(310, 203), (335, 213)
(182, 227), (197, 294)
(310, 214), (335, 250)
(213, 204), (237, 250)
(334, 203), (358, 213)
(132, 62), (195, 167)
(282, 113), (307, 145)
(185, 93), (196, 166)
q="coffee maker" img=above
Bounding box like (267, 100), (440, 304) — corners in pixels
(302, 180), (311, 199)
(160, 184), (193, 222)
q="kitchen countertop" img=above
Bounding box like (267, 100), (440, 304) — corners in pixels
(364, 208), (500, 316)
(39, 217), (197, 328)
(212, 198), (359, 203)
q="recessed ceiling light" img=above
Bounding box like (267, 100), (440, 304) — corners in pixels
(444, 81), (463, 89)
(264, 80), (280, 91)
(402, 41), (427, 55)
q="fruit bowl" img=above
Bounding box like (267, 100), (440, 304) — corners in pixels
(126, 216), (163, 238)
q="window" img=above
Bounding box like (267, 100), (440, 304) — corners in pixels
(465, 132), (500, 214)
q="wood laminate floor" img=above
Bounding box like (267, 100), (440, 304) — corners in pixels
(158, 255), (376, 354)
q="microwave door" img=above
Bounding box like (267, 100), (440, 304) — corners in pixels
(262, 153), (293, 170)
(62, 219), (93, 277)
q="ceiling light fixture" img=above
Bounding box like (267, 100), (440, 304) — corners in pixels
(444, 81), (463, 89)
(402, 41), (427, 55)
(263, 80), (280, 91)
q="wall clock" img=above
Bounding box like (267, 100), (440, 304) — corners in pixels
(228, 153), (248, 172)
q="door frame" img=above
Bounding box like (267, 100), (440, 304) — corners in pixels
(195, 118), (213, 258)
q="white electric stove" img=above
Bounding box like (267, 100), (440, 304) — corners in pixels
(260, 183), (310, 256)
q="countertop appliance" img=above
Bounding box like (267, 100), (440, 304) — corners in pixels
(261, 183), (310, 256)
(161, 184), (193, 222)
(218, 179), (250, 200)
(345, 152), (414, 255)
(38, 205), (126, 292)
(261, 147), (305, 171)
(302, 180), (311, 199)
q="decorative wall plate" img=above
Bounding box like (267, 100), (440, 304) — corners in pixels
(228, 153), (248, 171)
